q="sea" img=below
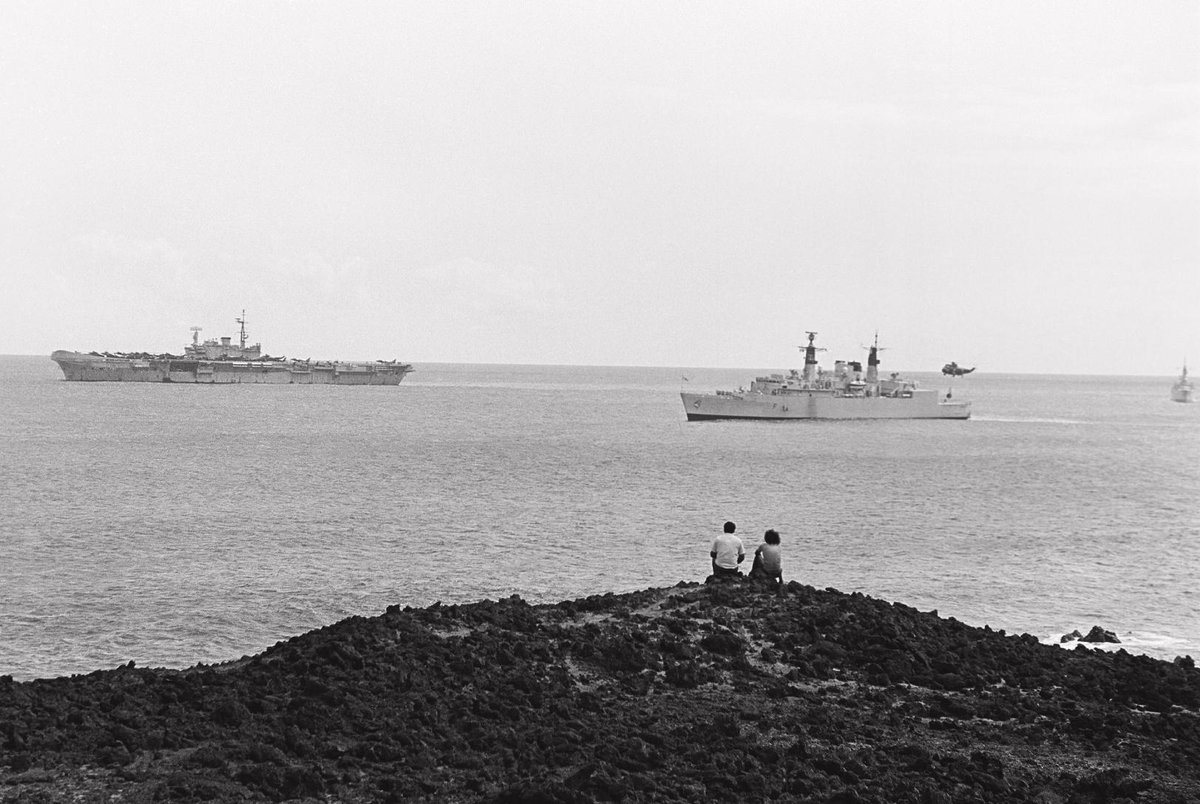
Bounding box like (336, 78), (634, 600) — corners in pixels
(1, 355), (1197, 682)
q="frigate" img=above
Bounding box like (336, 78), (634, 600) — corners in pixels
(682, 332), (970, 421)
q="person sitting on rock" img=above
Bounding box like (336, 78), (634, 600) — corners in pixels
(748, 528), (784, 588)
(708, 521), (745, 581)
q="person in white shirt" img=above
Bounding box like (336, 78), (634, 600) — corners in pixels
(709, 521), (745, 579)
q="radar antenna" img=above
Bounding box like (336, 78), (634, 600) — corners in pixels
(189, 326), (202, 346)
(798, 331), (827, 354)
(235, 310), (248, 350)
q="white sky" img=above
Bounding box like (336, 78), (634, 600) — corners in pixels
(2, 2), (1197, 374)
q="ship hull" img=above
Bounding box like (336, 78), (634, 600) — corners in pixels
(681, 389), (970, 420)
(51, 351), (412, 386)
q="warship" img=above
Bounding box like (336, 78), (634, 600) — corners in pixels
(1171, 362), (1193, 403)
(51, 312), (414, 385)
(681, 332), (971, 421)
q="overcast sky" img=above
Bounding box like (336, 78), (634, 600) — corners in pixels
(3, 2), (1196, 374)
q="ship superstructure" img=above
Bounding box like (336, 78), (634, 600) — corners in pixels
(51, 311), (414, 386)
(681, 332), (970, 421)
(183, 312), (264, 360)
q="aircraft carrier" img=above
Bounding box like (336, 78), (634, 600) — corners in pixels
(52, 312), (414, 386)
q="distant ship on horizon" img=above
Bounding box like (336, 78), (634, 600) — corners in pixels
(1171, 362), (1193, 403)
(51, 312), (414, 385)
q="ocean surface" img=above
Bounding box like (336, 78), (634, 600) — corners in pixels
(1, 355), (1197, 681)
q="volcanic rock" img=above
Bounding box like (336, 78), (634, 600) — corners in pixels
(2, 581), (1199, 802)
(1080, 625), (1121, 644)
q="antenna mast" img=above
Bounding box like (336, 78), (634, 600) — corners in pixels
(189, 326), (202, 346)
(236, 310), (247, 350)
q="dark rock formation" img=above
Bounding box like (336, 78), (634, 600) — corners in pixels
(1081, 626), (1121, 644)
(2, 581), (1199, 802)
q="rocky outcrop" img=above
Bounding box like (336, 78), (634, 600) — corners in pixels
(2, 581), (1199, 802)
(1062, 626), (1122, 644)
(1081, 626), (1121, 644)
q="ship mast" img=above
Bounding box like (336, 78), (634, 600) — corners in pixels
(800, 332), (825, 385)
(189, 326), (202, 346)
(864, 331), (885, 385)
(236, 310), (247, 351)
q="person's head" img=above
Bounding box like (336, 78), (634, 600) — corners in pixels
(764, 529), (780, 545)
(723, 521), (736, 534)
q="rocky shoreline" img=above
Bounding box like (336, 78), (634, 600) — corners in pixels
(3, 579), (1199, 803)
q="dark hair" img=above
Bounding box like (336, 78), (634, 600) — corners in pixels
(723, 521), (736, 533)
(764, 529), (780, 545)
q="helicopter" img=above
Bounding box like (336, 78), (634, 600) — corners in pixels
(941, 361), (976, 377)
